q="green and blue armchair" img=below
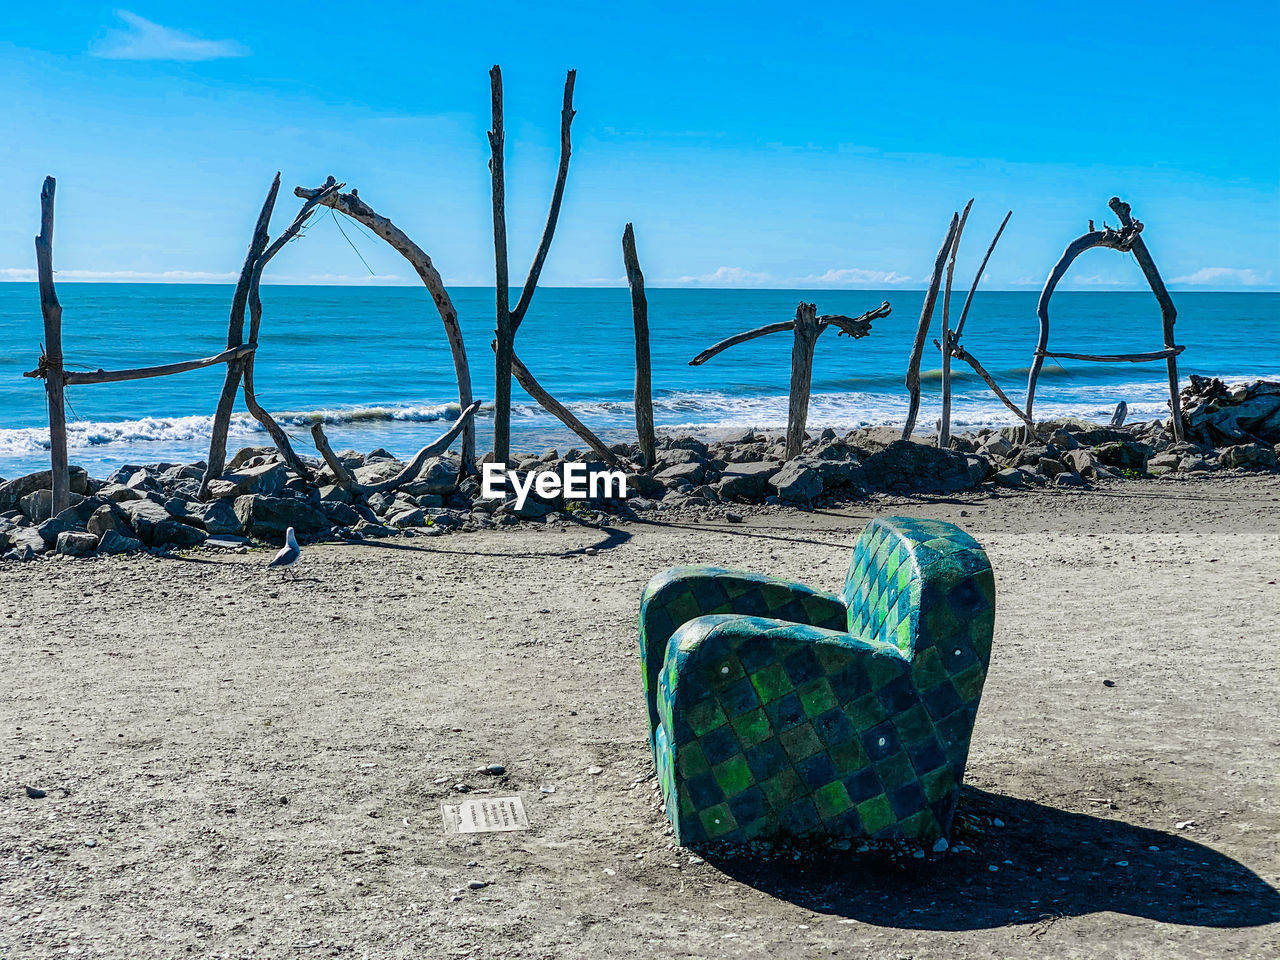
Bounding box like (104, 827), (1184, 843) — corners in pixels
(638, 517), (995, 846)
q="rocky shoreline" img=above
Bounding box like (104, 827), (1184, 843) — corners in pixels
(1, 376), (1277, 562)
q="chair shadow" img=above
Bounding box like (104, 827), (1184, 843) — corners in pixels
(698, 787), (1280, 931)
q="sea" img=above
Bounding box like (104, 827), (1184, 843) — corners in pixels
(0, 284), (1276, 478)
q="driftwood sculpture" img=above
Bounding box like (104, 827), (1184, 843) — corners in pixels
(489, 66), (602, 467)
(690, 300), (891, 459)
(930, 206), (1030, 441)
(200, 174), (342, 496)
(902, 214), (960, 440)
(1026, 197), (1185, 441)
(293, 183), (476, 469)
(623, 223), (656, 467)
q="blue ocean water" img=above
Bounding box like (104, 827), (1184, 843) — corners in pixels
(0, 283), (1276, 477)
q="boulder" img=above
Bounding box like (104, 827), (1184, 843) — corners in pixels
(769, 461), (823, 505)
(96, 483), (149, 503)
(201, 498), (243, 535)
(226, 447), (277, 472)
(656, 461), (706, 487)
(410, 457), (459, 496)
(4, 526), (47, 555)
(0, 466), (89, 511)
(118, 499), (206, 547)
(714, 462), (782, 501)
(87, 503), (132, 539)
(56, 531), (98, 556)
(318, 500), (361, 527)
(855, 441), (977, 494)
(1218, 442), (1277, 471)
(233, 495), (328, 539)
(388, 506), (428, 527)
(626, 473), (666, 499)
(97, 530), (144, 555)
(354, 458), (408, 487)
(37, 497), (109, 545)
(1093, 439), (1153, 472)
(994, 468), (1025, 489)
(163, 497), (209, 529)
(205, 461), (289, 500)
(1054, 472), (1085, 488)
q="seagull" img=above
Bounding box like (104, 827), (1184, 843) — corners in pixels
(269, 526), (301, 579)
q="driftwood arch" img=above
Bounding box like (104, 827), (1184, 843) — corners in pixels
(1025, 197), (1185, 440)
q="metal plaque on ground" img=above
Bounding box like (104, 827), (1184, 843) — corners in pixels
(441, 795), (530, 834)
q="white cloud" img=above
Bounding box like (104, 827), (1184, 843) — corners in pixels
(1168, 267), (1273, 287)
(673, 266), (775, 287)
(791, 268), (914, 287)
(92, 11), (248, 61)
(1066, 274), (1124, 287)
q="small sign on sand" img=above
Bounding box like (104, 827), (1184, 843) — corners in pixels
(442, 796), (530, 835)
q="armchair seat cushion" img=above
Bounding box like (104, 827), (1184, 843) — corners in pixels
(638, 517), (995, 847)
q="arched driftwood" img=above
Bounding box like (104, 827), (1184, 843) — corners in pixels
(1025, 197), (1184, 440)
(293, 183), (476, 470)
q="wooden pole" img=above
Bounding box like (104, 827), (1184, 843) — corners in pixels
(489, 66), (513, 466)
(939, 199), (973, 449)
(34, 176), (69, 515)
(622, 223), (655, 467)
(201, 174), (281, 499)
(784, 303), (820, 460)
(903, 213), (960, 441)
(294, 184), (476, 470)
(1108, 197), (1184, 441)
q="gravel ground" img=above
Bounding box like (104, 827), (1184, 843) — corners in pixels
(2, 475), (1278, 959)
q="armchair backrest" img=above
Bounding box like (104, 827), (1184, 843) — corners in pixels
(842, 517), (995, 671)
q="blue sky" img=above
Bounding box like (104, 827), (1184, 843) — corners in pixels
(2, 2), (1277, 290)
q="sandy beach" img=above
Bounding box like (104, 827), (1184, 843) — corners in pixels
(2, 475), (1278, 959)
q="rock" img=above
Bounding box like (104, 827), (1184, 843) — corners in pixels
(625, 473), (666, 499)
(226, 447), (277, 471)
(1054, 471), (1085, 488)
(994, 467), (1025, 488)
(318, 500), (361, 527)
(201, 498), (243, 535)
(56, 531), (98, 556)
(725, 511), (744, 523)
(856, 441), (977, 494)
(656, 461), (706, 487)
(1093, 439), (1153, 472)
(318, 484), (352, 504)
(0, 466), (89, 511)
(162, 497), (208, 529)
(714, 462), (781, 501)
(1063, 448), (1100, 478)
(770, 460), (823, 505)
(205, 461), (289, 500)
(96, 483), (148, 503)
(1218, 442), (1277, 471)
(980, 435), (1014, 458)
(354, 458), (408, 487)
(204, 535), (249, 549)
(388, 506), (428, 527)
(410, 457), (459, 496)
(234, 496), (329, 539)
(118, 499), (206, 547)
(86, 503), (132, 539)
(5, 526), (47, 555)
(96, 530), (144, 554)
(37, 497), (106, 545)
(1069, 426), (1131, 447)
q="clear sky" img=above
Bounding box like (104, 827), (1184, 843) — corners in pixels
(2, 2), (1277, 290)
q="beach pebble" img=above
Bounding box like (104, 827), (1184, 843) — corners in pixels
(24, 785), (46, 799)
(586, 766), (604, 776)
(467, 880), (488, 890)
(454, 783), (471, 793)
(726, 511), (744, 523)
(477, 764), (506, 775)
(932, 837), (949, 853)
(992, 818), (1005, 827)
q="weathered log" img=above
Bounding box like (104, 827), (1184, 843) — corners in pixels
(40, 345), (257, 385)
(1109, 197), (1184, 441)
(361, 400), (483, 494)
(623, 223), (656, 467)
(939, 199), (973, 449)
(501, 345), (619, 466)
(903, 213), (960, 440)
(489, 66), (514, 466)
(309, 423), (359, 495)
(1041, 347), (1184, 363)
(936, 340), (1033, 428)
(1024, 222), (1142, 427)
(293, 183), (475, 468)
(201, 174), (281, 499)
(34, 176), (69, 514)
(689, 303), (889, 367)
(785, 303), (820, 460)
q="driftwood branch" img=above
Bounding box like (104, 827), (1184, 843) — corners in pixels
(1109, 197), (1184, 441)
(293, 182), (476, 468)
(35, 176), (69, 514)
(785, 303), (820, 460)
(309, 423), (359, 495)
(935, 339), (1033, 428)
(689, 302), (889, 366)
(34, 345), (257, 385)
(499, 344), (619, 466)
(361, 401), (483, 494)
(939, 199), (973, 449)
(510, 70), (576, 330)
(201, 174), (281, 499)
(623, 223), (656, 467)
(903, 213), (960, 440)
(953, 210), (1011, 341)
(1041, 347), (1185, 363)
(490, 65), (514, 465)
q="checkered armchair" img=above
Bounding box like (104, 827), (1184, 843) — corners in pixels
(638, 517), (995, 847)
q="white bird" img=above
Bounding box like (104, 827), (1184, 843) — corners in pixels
(269, 526), (301, 579)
